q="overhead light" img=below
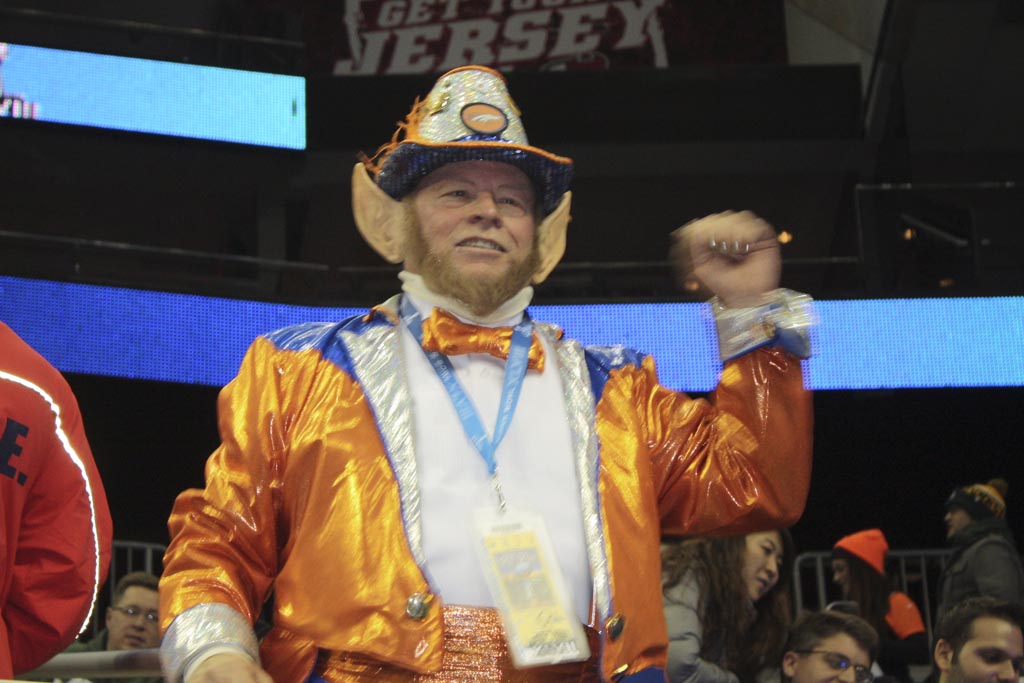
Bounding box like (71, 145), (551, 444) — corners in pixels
(903, 228), (916, 240)
(778, 231), (793, 244)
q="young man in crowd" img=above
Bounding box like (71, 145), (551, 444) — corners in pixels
(73, 572), (162, 652)
(781, 611), (878, 683)
(932, 597), (1024, 683)
(61, 572), (163, 683)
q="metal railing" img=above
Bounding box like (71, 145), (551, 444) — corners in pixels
(17, 544), (955, 681)
(18, 649), (162, 680)
(793, 548), (953, 644)
(0, 228), (864, 306)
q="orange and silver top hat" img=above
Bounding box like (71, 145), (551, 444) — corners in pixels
(365, 65), (574, 216)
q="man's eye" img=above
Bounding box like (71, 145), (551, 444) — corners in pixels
(980, 651), (1007, 664)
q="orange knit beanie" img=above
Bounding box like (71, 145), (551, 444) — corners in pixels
(833, 528), (888, 576)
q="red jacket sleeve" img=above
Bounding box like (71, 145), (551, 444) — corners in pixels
(0, 324), (113, 675)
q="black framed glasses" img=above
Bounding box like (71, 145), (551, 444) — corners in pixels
(795, 650), (874, 683)
(110, 605), (159, 624)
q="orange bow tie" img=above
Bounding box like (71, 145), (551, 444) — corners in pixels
(420, 308), (546, 372)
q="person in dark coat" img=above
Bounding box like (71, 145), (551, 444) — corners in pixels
(936, 478), (1024, 621)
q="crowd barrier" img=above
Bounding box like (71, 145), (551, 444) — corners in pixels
(17, 649), (161, 680)
(793, 547), (953, 644)
(16, 544), (954, 681)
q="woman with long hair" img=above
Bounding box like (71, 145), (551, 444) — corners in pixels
(831, 528), (930, 682)
(662, 529), (794, 683)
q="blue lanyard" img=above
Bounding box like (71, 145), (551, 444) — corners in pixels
(400, 296), (533, 482)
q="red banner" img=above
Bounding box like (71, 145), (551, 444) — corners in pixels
(323, 0), (786, 75)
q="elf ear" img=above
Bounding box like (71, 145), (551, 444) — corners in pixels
(531, 191), (571, 284)
(352, 162), (406, 264)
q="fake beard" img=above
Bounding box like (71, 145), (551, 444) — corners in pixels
(404, 215), (540, 319)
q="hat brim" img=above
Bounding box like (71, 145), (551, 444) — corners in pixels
(375, 139), (573, 216)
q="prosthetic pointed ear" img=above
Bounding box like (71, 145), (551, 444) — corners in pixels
(352, 162), (406, 264)
(531, 191), (571, 284)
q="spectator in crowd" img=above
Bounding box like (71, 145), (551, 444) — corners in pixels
(158, 65), (815, 683)
(937, 478), (1024, 620)
(58, 572), (163, 683)
(931, 597), (1023, 683)
(831, 529), (929, 682)
(662, 529), (794, 683)
(780, 610), (879, 683)
(0, 321), (113, 677)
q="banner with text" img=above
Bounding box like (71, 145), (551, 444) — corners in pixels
(329, 0), (786, 75)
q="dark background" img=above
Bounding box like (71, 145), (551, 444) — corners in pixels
(3, 0), (1024, 566)
(65, 374), (1024, 557)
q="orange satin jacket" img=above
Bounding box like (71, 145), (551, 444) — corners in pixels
(161, 300), (812, 683)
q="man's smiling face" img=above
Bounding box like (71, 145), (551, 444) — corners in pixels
(405, 160), (539, 316)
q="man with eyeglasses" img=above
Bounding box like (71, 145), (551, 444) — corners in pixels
(60, 572), (162, 683)
(932, 597), (1024, 683)
(782, 611), (879, 683)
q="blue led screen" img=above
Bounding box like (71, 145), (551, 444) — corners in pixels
(2, 275), (1023, 390)
(0, 41), (305, 149)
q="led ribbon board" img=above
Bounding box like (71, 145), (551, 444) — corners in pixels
(1, 275), (1022, 390)
(0, 42), (305, 149)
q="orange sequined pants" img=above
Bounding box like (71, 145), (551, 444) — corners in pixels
(310, 605), (600, 683)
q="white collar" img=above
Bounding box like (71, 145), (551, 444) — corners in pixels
(398, 271), (534, 326)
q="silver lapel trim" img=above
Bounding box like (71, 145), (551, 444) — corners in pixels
(537, 322), (612, 623)
(341, 297), (425, 565)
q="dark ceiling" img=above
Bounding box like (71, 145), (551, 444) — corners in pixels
(2, 0), (1022, 306)
(3, 0), (1023, 565)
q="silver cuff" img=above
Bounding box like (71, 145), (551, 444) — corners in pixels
(711, 288), (815, 361)
(160, 603), (259, 683)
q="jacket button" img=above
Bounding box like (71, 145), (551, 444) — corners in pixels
(405, 592), (432, 620)
(605, 614), (625, 640)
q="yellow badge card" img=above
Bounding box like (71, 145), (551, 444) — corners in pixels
(472, 507), (591, 668)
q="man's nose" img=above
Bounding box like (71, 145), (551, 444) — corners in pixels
(470, 193), (501, 221)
